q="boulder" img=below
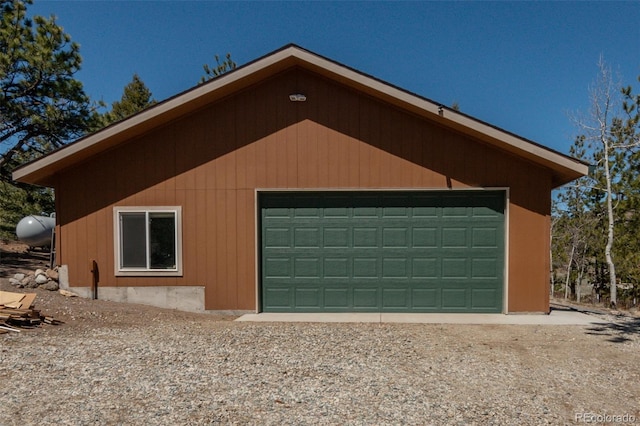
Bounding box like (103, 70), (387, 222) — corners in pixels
(13, 273), (25, 281)
(34, 269), (46, 277)
(35, 274), (49, 285)
(9, 278), (22, 286)
(46, 268), (59, 281)
(39, 281), (59, 291)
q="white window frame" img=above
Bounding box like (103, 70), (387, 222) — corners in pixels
(114, 206), (183, 276)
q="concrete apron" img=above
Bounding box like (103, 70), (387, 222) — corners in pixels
(236, 310), (608, 325)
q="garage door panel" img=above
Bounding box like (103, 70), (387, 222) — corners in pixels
(412, 257), (438, 278)
(324, 287), (349, 308)
(295, 287), (321, 308)
(471, 287), (500, 310)
(382, 257), (409, 279)
(324, 207), (349, 218)
(472, 206), (501, 218)
(353, 227), (378, 247)
(294, 227), (320, 248)
(263, 287), (292, 309)
(264, 258), (292, 278)
(382, 258), (408, 278)
(442, 205), (468, 217)
(263, 207), (290, 218)
(265, 228), (291, 248)
(381, 287), (409, 309)
(442, 258), (468, 278)
(353, 206), (378, 217)
(353, 257), (378, 278)
(324, 227), (349, 248)
(472, 227), (499, 248)
(411, 287), (439, 309)
(261, 191), (504, 313)
(353, 287), (378, 308)
(382, 206), (409, 218)
(442, 227), (468, 248)
(382, 227), (409, 248)
(294, 207), (320, 218)
(441, 288), (469, 309)
(324, 257), (349, 278)
(294, 258), (320, 278)
(471, 258), (498, 278)
(412, 227), (438, 248)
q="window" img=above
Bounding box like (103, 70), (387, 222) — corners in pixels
(114, 207), (182, 276)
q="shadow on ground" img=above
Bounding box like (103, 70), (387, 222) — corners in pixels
(0, 247), (50, 278)
(584, 317), (640, 343)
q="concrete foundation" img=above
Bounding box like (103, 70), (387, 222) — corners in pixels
(67, 284), (205, 312)
(57, 264), (205, 312)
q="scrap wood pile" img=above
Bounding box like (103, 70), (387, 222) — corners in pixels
(0, 290), (63, 334)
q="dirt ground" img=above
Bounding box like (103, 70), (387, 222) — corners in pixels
(0, 241), (238, 328)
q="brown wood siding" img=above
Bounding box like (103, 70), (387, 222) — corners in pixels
(55, 67), (552, 312)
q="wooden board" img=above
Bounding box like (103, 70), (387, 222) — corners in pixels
(19, 293), (37, 309)
(0, 291), (25, 307)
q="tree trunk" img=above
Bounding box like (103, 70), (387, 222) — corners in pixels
(603, 142), (617, 307)
(550, 228), (555, 296)
(565, 245), (575, 300)
(576, 259), (586, 303)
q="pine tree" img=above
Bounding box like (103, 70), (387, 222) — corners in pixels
(0, 0), (95, 181)
(0, 0), (96, 239)
(200, 53), (236, 83)
(101, 73), (156, 126)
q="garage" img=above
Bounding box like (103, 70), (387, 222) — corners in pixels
(260, 191), (505, 313)
(14, 45), (588, 313)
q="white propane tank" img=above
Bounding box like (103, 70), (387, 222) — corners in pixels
(16, 215), (56, 247)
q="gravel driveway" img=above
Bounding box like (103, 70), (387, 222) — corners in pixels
(1, 280), (639, 425)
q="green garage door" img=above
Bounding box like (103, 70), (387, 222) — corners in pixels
(260, 191), (504, 313)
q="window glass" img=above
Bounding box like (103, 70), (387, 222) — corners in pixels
(149, 212), (176, 269)
(120, 212), (146, 268)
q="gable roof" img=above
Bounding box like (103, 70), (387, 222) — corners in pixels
(13, 44), (588, 188)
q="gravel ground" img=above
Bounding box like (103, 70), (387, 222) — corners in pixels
(1, 245), (639, 426)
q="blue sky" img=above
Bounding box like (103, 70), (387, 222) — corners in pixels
(28, 1), (640, 155)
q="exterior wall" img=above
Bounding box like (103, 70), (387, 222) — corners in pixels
(54, 67), (552, 312)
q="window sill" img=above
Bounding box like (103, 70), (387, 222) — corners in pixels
(115, 270), (183, 277)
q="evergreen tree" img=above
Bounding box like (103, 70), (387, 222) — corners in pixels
(0, 0), (95, 181)
(0, 0), (96, 239)
(200, 53), (236, 83)
(101, 73), (156, 126)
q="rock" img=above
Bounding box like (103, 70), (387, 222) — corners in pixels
(9, 278), (21, 286)
(46, 268), (59, 281)
(35, 274), (49, 285)
(24, 277), (39, 288)
(39, 281), (59, 291)
(13, 273), (25, 281)
(21, 276), (32, 285)
(35, 269), (46, 277)
(59, 289), (78, 297)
